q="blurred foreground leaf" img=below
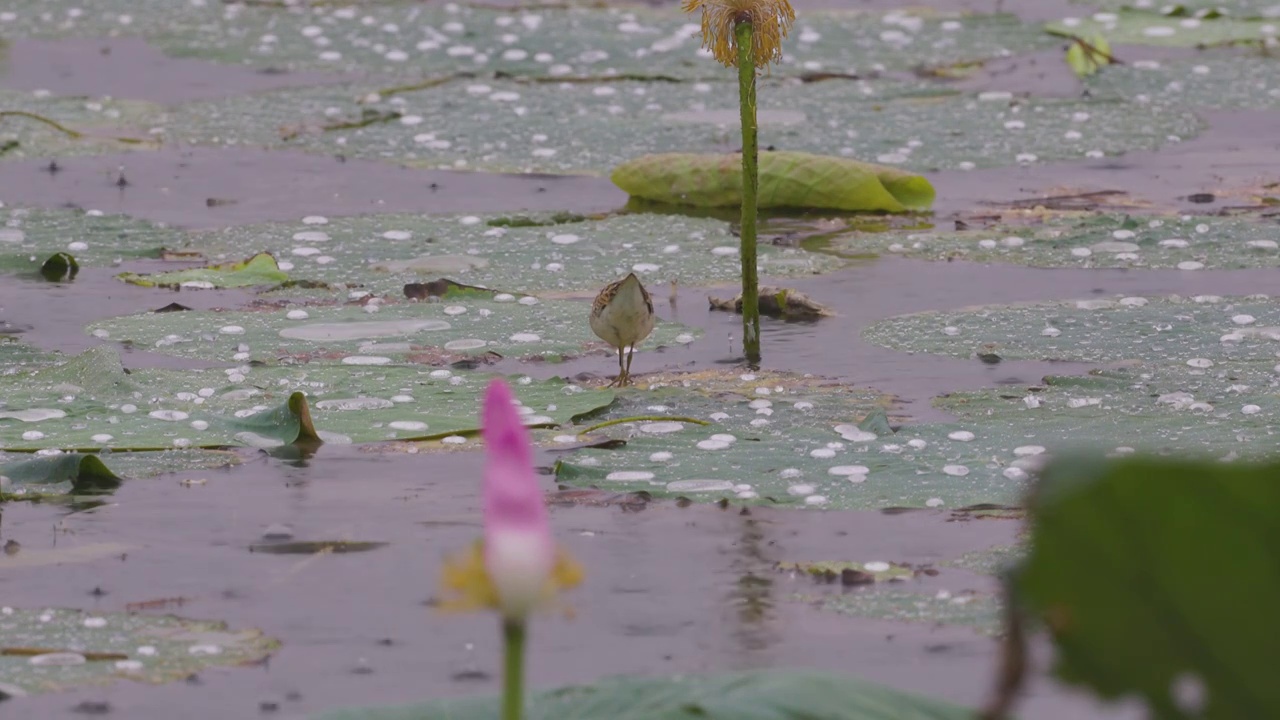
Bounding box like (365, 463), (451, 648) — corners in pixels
(1013, 455), (1280, 717)
(318, 670), (976, 719)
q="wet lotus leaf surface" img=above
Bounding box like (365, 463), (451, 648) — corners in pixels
(825, 213), (1280, 269)
(0, 208), (175, 274)
(1087, 53), (1280, 111)
(0, 337), (53, 370)
(88, 297), (698, 366)
(553, 371), (1051, 510)
(0, 0), (1051, 80)
(943, 543), (1025, 577)
(163, 212), (835, 295)
(865, 293), (1280, 364)
(0, 345), (615, 451)
(319, 669), (974, 720)
(865, 295), (1280, 462)
(118, 252), (291, 289)
(0, 449), (239, 500)
(159, 74), (1202, 174)
(805, 588), (1001, 635)
(1079, 0), (1280, 15)
(0, 607), (277, 695)
(935, 362), (1280, 461)
(0, 89), (157, 160)
(1048, 8), (1279, 46)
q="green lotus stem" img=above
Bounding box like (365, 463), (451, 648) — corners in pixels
(735, 20), (762, 365)
(576, 415), (710, 436)
(502, 619), (527, 720)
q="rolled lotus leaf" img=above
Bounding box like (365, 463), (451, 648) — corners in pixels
(611, 151), (935, 213)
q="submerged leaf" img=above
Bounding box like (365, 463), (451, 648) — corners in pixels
(0, 608), (277, 695)
(612, 152), (935, 212)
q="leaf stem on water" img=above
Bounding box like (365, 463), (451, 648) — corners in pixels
(576, 415), (711, 436)
(0, 111), (83, 139)
(735, 20), (762, 366)
(502, 619), (526, 720)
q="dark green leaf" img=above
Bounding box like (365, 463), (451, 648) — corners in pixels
(38, 252), (78, 282)
(0, 453), (121, 494)
(1014, 455), (1280, 717)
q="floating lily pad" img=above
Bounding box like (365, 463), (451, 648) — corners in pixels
(158, 212), (835, 296)
(1083, 0), (1280, 15)
(0, 607), (277, 695)
(0, 449), (239, 501)
(118, 252), (290, 289)
(0, 90), (156, 161)
(1, 0), (1051, 80)
(0, 337), (52, 371)
(162, 73), (1202, 174)
(936, 363), (1280, 461)
(944, 543), (1026, 577)
(865, 295), (1280, 462)
(1048, 8), (1278, 47)
(319, 669), (974, 720)
(825, 213), (1280, 269)
(0, 207), (176, 274)
(0, 346), (616, 451)
(1014, 454), (1280, 717)
(554, 371), (1050, 509)
(0, 453), (121, 495)
(864, 293), (1280, 364)
(0, 346), (322, 451)
(806, 588), (1002, 635)
(87, 298), (698, 366)
(1087, 53), (1280, 111)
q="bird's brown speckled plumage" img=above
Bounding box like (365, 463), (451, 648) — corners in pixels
(589, 273), (655, 387)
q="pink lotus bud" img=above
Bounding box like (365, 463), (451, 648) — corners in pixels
(481, 379), (556, 620)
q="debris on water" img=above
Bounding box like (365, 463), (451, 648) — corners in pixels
(708, 286), (831, 318)
(261, 524), (294, 540)
(28, 652), (87, 666)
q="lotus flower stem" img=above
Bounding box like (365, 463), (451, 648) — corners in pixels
(736, 19), (762, 365)
(502, 619), (527, 720)
(683, 0), (792, 365)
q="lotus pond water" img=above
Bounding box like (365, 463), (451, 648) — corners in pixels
(2, 0), (1279, 718)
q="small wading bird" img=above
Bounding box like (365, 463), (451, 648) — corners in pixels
(589, 273), (655, 387)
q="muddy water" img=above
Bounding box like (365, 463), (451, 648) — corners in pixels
(2, 38), (353, 103)
(0, 149), (628, 229)
(0, 7), (1274, 720)
(0, 447), (1129, 720)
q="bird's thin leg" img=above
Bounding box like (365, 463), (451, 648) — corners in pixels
(624, 345), (636, 385)
(610, 346), (625, 387)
